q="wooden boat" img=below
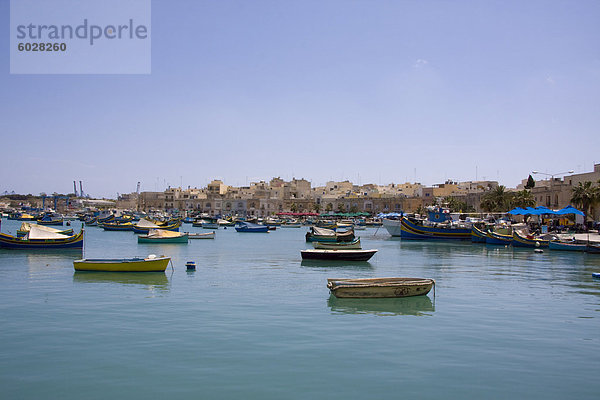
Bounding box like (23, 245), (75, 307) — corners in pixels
(17, 222), (73, 238)
(383, 218), (471, 240)
(471, 225), (488, 243)
(587, 244), (600, 254)
(512, 229), (549, 248)
(327, 277), (435, 298)
(37, 214), (64, 226)
(305, 227), (355, 242)
(281, 223), (302, 228)
(0, 226), (84, 249)
(133, 219), (181, 234)
(313, 238), (361, 250)
(235, 222), (269, 232)
(300, 249), (377, 261)
(101, 221), (134, 231)
(138, 229), (188, 243)
(73, 255), (171, 272)
(486, 230), (512, 245)
(187, 231), (215, 239)
(202, 222), (219, 229)
(84, 216), (98, 226)
(548, 240), (587, 252)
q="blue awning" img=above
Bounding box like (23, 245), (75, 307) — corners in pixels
(554, 205), (585, 216)
(507, 207), (526, 215)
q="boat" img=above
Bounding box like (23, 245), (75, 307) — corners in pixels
(217, 218), (236, 227)
(305, 227), (355, 242)
(138, 229), (189, 244)
(281, 223), (302, 228)
(587, 244), (600, 254)
(0, 226), (84, 249)
(100, 221), (134, 231)
(73, 255), (171, 272)
(182, 217), (195, 223)
(471, 225), (488, 243)
(84, 216), (98, 226)
(300, 249), (377, 261)
(16, 222), (73, 237)
(37, 213), (64, 226)
(485, 224), (513, 245)
(202, 222), (219, 229)
(235, 221), (269, 232)
(512, 229), (549, 248)
(187, 231), (215, 239)
(383, 216), (471, 240)
(327, 277), (435, 298)
(548, 240), (587, 252)
(313, 238), (361, 250)
(132, 218), (181, 234)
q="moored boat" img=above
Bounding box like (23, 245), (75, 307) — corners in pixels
(73, 255), (171, 272)
(101, 221), (134, 231)
(305, 227), (355, 242)
(138, 229), (188, 244)
(300, 249), (377, 261)
(327, 277), (435, 298)
(133, 218), (181, 234)
(235, 222), (269, 232)
(384, 217), (471, 240)
(37, 213), (64, 226)
(548, 240), (587, 252)
(313, 238), (361, 250)
(486, 229), (512, 245)
(512, 229), (549, 248)
(17, 222), (73, 238)
(471, 225), (488, 243)
(587, 244), (600, 254)
(187, 231), (216, 239)
(0, 226), (84, 249)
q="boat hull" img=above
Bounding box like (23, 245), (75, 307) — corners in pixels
(388, 218), (471, 240)
(187, 232), (215, 239)
(471, 226), (487, 243)
(313, 239), (361, 250)
(74, 257), (170, 272)
(486, 231), (512, 245)
(137, 234), (189, 244)
(301, 249), (377, 261)
(548, 241), (587, 251)
(327, 277), (434, 298)
(0, 231), (84, 249)
(512, 231), (549, 248)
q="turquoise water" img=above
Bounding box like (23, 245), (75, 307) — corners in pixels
(1, 219), (599, 399)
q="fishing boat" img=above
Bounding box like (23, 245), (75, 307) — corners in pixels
(217, 219), (236, 227)
(138, 229), (188, 244)
(548, 240), (587, 252)
(327, 277), (435, 298)
(305, 227), (355, 242)
(73, 255), (171, 272)
(587, 244), (600, 254)
(202, 222), (219, 229)
(471, 225), (488, 243)
(187, 231), (215, 239)
(84, 216), (98, 226)
(182, 217), (195, 223)
(512, 229), (549, 248)
(37, 213), (64, 226)
(300, 249), (377, 261)
(101, 221), (134, 231)
(235, 221), (269, 232)
(132, 218), (181, 234)
(383, 217), (471, 240)
(0, 226), (84, 249)
(16, 222), (73, 238)
(313, 238), (361, 250)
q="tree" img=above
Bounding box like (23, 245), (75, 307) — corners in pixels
(290, 202), (298, 213)
(525, 175), (535, 189)
(480, 185), (512, 212)
(337, 203), (345, 213)
(571, 181), (600, 224)
(511, 190), (536, 209)
(312, 202), (321, 213)
(325, 203), (333, 212)
(444, 196), (475, 213)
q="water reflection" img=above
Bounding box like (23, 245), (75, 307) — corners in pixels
(300, 260), (375, 270)
(73, 271), (170, 292)
(327, 294), (435, 316)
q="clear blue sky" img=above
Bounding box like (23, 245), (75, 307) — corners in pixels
(1, 0), (599, 198)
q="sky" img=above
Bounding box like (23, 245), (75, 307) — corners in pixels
(1, 0), (599, 198)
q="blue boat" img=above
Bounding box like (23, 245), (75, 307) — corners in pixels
(548, 241), (587, 252)
(471, 225), (488, 243)
(395, 218), (471, 240)
(235, 222), (269, 233)
(486, 230), (512, 245)
(512, 230), (549, 248)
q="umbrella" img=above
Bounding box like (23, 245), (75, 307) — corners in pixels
(507, 207), (526, 215)
(555, 205), (585, 216)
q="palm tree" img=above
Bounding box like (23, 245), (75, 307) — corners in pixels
(290, 202), (298, 213)
(571, 181), (600, 224)
(312, 202), (321, 214)
(480, 185), (512, 212)
(511, 190), (536, 209)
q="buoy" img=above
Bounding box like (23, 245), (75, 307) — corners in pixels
(534, 249), (543, 253)
(186, 261), (196, 270)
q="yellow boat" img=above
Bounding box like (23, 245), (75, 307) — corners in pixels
(73, 255), (171, 272)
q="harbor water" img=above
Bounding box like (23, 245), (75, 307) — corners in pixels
(1, 219), (599, 399)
